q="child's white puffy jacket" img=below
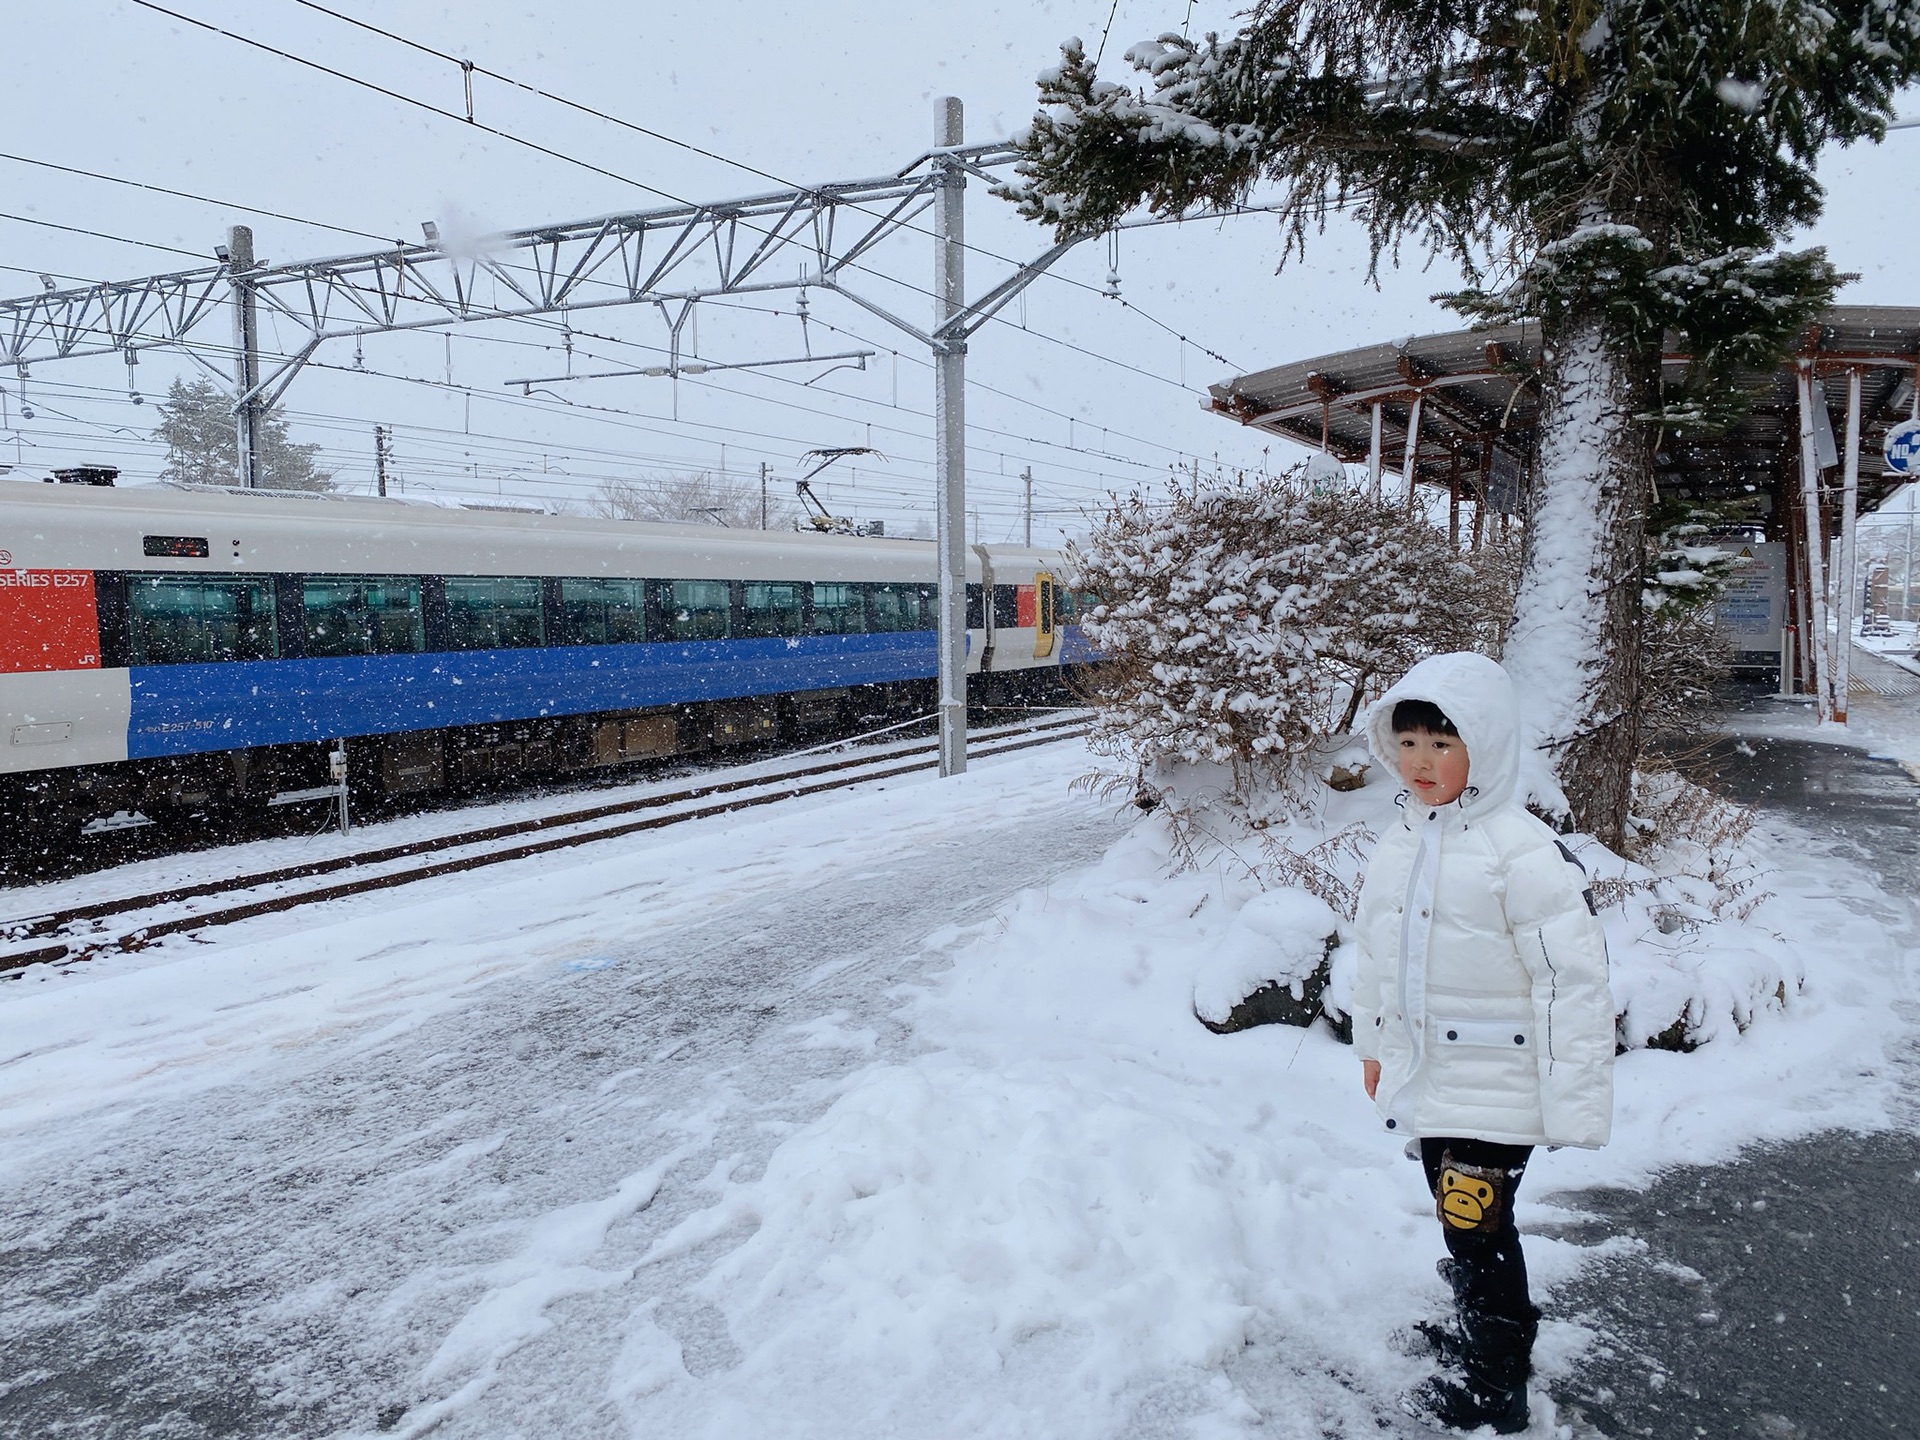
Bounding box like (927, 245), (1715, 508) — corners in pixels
(1352, 653), (1615, 1149)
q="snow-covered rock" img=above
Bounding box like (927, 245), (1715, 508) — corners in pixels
(1190, 886), (1339, 1031)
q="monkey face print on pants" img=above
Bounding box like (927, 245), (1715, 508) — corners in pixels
(1435, 1154), (1509, 1234)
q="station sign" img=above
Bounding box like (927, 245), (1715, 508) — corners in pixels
(1713, 543), (1784, 668)
(1886, 418), (1920, 477)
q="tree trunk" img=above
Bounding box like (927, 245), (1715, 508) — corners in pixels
(1501, 310), (1657, 848)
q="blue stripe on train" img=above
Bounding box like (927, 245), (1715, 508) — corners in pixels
(1057, 625), (1100, 667)
(125, 631), (940, 759)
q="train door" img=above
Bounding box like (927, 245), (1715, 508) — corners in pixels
(1033, 571), (1057, 660)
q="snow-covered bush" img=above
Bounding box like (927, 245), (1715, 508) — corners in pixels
(1068, 470), (1505, 813)
(1579, 768), (1793, 1051)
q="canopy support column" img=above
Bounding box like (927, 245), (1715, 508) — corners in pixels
(1795, 362), (1835, 721)
(1367, 402), (1383, 498)
(1447, 447), (1461, 548)
(1401, 392), (1423, 514)
(1832, 366), (1862, 724)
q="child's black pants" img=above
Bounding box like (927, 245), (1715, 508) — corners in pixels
(1420, 1136), (1535, 1326)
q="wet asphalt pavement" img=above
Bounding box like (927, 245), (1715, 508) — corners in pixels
(1549, 696), (1920, 1439)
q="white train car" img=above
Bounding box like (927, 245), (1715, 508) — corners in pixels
(0, 481), (1093, 840)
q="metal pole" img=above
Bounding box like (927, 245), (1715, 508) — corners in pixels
(760, 461), (769, 530)
(1022, 466), (1033, 546)
(228, 225), (260, 488)
(1795, 364), (1835, 720)
(374, 424), (388, 497)
(1833, 367), (1861, 723)
(1473, 436), (1492, 551)
(1787, 481), (1811, 694)
(933, 96), (968, 777)
(1367, 402), (1383, 498)
(329, 743), (350, 836)
(1447, 448), (1461, 548)
(1907, 474), (1917, 625)
(1401, 391), (1424, 514)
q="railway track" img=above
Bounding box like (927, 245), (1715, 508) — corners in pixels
(0, 714), (1090, 974)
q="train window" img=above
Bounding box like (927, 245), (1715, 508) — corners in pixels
(992, 585), (1018, 629)
(444, 576), (545, 649)
(127, 574), (277, 665)
(869, 583), (923, 634)
(661, 579), (730, 641)
(965, 583), (983, 630)
(809, 582), (865, 635)
(303, 575), (424, 658)
(741, 581), (803, 639)
(560, 577), (648, 645)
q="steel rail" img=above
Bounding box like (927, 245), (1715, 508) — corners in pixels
(2, 712), (1087, 944)
(1, 717), (1088, 973)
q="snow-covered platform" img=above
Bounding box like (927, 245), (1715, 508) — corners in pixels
(1, 706), (1914, 1437)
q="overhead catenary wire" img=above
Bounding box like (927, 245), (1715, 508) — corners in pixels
(0, 151), (396, 246)
(125, 0), (689, 210)
(13, 346), (1144, 510)
(1, 62), (1272, 506)
(1, 215), (1228, 488)
(0, 246), (1207, 516)
(19, 316), (1256, 524)
(0, 209), (206, 262)
(284, 0), (1246, 371)
(123, 0), (1246, 386)
(3, 191), (1274, 531)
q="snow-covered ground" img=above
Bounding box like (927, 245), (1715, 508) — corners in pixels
(2, 710), (1915, 1438)
(0, 722), (973, 930)
(1853, 617), (1920, 680)
(1740, 641), (1920, 773)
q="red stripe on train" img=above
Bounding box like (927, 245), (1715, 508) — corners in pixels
(0, 570), (101, 672)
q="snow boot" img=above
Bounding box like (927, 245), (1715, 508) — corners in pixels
(1400, 1309), (1535, 1435)
(1400, 1370), (1528, 1435)
(1425, 1257), (1539, 1372)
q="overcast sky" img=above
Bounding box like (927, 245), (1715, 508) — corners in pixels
(4, 1), (1915, 543)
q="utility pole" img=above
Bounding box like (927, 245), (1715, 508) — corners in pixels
(933, 96), (968, 777)
(760, 461), (769, 530)
(374, 425), (390, 497)
(1022, 465), (1033, 546)
(227, 225), (261, 489)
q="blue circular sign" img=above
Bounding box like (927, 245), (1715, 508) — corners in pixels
(1887, 418), (1920, 477)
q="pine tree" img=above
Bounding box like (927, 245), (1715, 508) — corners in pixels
(154, 377), (334, 492)
(1005, 1), (1920, 845)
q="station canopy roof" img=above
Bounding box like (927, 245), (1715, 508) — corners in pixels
(1206, 306), (1920, 516)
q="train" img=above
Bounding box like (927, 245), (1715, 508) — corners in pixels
(0, 479), (1095, 845)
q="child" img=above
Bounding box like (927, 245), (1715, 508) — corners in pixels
(1351, 652), (1614, 1434)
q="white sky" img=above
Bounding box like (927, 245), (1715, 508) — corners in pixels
(2, 1), (1915, 543)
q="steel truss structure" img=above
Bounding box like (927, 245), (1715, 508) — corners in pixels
(0, 140), (1055, 410)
